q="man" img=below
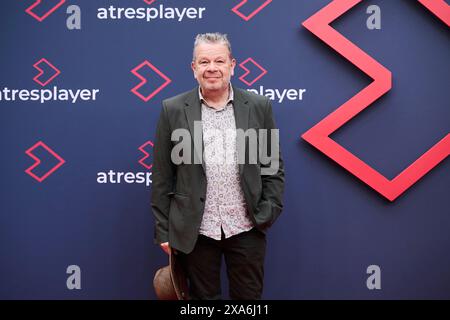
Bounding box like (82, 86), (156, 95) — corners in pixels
(151, 33), (284, 300)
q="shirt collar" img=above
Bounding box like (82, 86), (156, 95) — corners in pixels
(198, 84), (234, 108)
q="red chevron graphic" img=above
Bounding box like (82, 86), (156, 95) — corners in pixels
(143, 0), (156, 5)
(239, 57), (268, 86)
(232, 0), (272, 21)
(25, 141), (65, 182)
(301, 0), (449, 201)
(418, 0), (450, 27)
(131, 60), (171, 102)
(25, 0), (66, 22)
(33, 58), (61, 87)
(138, 140), (154, 170)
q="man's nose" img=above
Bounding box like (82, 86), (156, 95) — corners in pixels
(206, 62), (219, 72)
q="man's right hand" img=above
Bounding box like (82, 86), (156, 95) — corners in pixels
(160, 242), (171, 255)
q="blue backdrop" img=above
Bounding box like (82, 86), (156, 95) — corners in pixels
(0, 0), (449, 299)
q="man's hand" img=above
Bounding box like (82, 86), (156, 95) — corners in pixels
(160, 242), (171, 255)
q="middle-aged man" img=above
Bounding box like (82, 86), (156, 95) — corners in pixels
(151, 33), (284, 300)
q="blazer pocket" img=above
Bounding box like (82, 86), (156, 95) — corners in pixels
(174, 192), (189, 198)
(173, 193), (190, 211)
(167, 191), (189, 198)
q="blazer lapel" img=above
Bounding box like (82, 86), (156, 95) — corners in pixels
(184, 88), (205, 172)
(232, 86), (250, 175)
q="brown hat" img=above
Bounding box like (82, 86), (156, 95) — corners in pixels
(153, 250), (189, 300)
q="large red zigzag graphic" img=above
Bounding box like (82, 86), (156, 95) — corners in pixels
(301, 0), (449, 201)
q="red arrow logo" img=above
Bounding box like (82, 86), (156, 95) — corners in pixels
(25, 0), (66, 22)
(302, 0), (449, 201)
(131, 60), (171, 102)
(138, 140), (154, 170)
(232, 0), (272, 21)
(25, 141), (65, 182)
(239, 57), (268, 86)
(33, 58), (61, 87)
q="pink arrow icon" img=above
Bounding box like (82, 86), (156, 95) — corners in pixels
(239, 57), (267, 86)
(33, 58), (61, 87)
(131, 60), (171, 102)
(232, 0), (272, 21)
(25, 141), (65, 182)
(301, 0), (449, 201)
(25, 0), (66, 22)
(138, 140), (154, 170)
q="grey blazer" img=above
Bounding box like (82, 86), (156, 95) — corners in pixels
(151, 85), (284, 254)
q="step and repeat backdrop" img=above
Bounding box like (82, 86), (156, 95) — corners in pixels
(0, 0), (449, 299)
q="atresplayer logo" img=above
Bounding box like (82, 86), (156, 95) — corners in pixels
(96, 0), (206, 23)
(96, 141), (153, 187)
(0, 58), (100, 104)
(238, 57), (307, 104)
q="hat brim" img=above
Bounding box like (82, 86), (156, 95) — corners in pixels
(169, 250), (189, 300)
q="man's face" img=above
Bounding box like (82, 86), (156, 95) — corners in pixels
(191, 42), (236, 94)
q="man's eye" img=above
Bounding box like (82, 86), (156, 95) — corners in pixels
(200, 61), (208, 65)
(216, 60), (224, 64)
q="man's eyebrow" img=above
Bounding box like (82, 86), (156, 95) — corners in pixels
(196, 55), (227, 61)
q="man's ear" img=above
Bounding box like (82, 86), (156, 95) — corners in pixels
(191, 61), (197, 79)
(231, 58), (236, 76)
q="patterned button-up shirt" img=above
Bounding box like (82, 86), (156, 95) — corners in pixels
(198, 86), (254, 240)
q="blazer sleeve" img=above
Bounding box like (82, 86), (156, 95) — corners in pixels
(256, 98), (285, 229)
(151, 101), (175, 244)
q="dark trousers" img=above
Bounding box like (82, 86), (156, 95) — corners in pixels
(178, 227), (266, 300)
